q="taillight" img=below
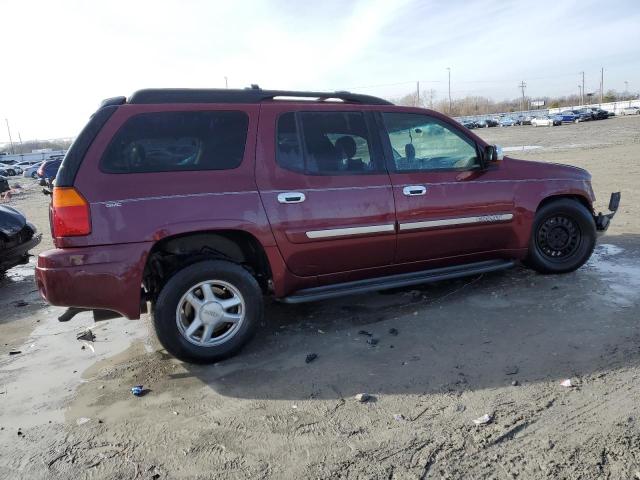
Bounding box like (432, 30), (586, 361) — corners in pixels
(37, 165), (44, 176)
(52, 187), (91, 237)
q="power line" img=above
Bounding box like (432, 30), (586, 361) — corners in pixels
(518, 81), (527, 111)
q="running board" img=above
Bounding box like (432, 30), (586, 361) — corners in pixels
(281, 259), (516, 304)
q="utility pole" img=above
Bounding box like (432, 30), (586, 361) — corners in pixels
(580, 71), (585, 104)
(5, 118), (14, 154)
(447, 67), (452, 113)
(624, 81), (629, 99)
(518, 81), (527, 112)
(224, 76), (228, 89)
(578, 85), (583, 103)
(416, 81), (420, 107)
(18, 132), (23, 154)
(600, 67), (604, 104)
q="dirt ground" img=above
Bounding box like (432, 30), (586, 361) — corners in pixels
(1, 116), (639, 479)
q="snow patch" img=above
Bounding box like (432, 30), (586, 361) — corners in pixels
(586, 244), (640, 307)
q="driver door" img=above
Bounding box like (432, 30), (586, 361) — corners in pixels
(378, 110), (517, 264)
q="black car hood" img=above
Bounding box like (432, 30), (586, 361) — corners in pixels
(0, 205), (27, 236)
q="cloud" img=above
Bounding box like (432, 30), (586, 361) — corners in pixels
(0, 0), (638, 140)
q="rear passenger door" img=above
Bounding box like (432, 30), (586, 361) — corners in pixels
(256, 105), (396, 277)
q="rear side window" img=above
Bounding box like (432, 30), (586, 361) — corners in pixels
(276, 111), (380, 175)
(101, 111), (248, 173)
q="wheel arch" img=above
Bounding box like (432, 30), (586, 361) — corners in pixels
(536, 193), (594, 215)
(143, 229), (273, 301)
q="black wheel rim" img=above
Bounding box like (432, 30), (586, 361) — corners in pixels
(536, 215), (581, 261)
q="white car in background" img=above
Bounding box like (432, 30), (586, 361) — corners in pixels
(620, 106), (640, 115)
(23, 162), (42, 178)
(0, 163), (22, 176)
(531, 115), (560, 127)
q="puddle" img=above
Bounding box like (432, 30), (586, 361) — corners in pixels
(503, 145), (543, 152)
(586, 244), (640, 307)
(0, 308), (152, 430)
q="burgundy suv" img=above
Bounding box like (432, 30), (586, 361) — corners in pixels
(35, 88), (620, 363)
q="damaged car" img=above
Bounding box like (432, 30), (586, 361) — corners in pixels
(36, 88), (620, 363)
(0, 205), (42, 273)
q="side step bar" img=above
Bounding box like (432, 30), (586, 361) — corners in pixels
(281, 259), (516, 304)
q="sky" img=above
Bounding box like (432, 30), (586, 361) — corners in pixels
(1, 0), (639, 142)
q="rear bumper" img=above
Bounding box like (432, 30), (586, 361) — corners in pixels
(35, 242), (152, 319)
(595, 192), (621, 233)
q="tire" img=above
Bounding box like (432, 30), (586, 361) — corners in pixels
(31, 171), (37, 179)
(526, 199), (596, 274)
(7, 169), (15, 176)
(152, 259), (263, 363)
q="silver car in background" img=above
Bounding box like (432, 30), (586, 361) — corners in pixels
(531, 115), (561, 127)
(620, 106), (640, 115)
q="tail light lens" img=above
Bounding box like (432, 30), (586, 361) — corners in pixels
(37, 165), (44, 176)
(52, 187), (91, 237)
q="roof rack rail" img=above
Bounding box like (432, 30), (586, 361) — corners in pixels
(128, 87), (393, 105)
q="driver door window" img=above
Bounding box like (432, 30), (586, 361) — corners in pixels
(382, 113), (478, 172)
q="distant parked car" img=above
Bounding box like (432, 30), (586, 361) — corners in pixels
(570, 110), (592, 122)
(0, 163), (19, 176)
(37, 158), (63, 184)
(621, 106), (640, 115)
(588, 108), (609, 120)
(23, 162), (43, 178)
(477, 118), (498, 128)
(531, 115), (561, 127)
(558, 111), (581, 123)
(16, 160), (42, 167)
(461, 120), (477, 130)
(0, 205), (41, 273)
(499, 117), (516, 127)
(515, 115), (533, 125)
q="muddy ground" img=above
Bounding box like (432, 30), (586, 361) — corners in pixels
(1, 116), (639, 479)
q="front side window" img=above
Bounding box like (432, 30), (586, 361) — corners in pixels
(382, 113), (478, 172)
(276, 111), (379, 175)
(101, 111), (248, 173)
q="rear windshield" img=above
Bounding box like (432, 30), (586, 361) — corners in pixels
(101, 111), (248, 173)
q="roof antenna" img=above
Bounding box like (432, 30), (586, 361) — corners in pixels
(249, 84), (260, 90)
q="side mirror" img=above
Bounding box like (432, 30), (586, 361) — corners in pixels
(481, 145), (503, 168)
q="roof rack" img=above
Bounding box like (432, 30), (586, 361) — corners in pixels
(127, 86), (393, 105)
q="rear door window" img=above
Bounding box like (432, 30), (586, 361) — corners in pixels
(276, 111), (381, 175)
(101, 111), (248, 173)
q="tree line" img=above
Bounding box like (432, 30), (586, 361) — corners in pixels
(391, 89), (638, 116)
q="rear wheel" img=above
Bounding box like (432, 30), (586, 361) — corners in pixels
(526, 199), (596, 274)
(153, 260), (263, 363)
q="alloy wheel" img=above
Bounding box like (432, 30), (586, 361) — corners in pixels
(175, 279), (245, 347)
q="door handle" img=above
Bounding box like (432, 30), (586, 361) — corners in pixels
(402, 185), (427, 196)
(277, 192), (306, 204)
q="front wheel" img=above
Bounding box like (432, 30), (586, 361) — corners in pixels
(153, 259), (263, 363)
(526, 199), (596, 274)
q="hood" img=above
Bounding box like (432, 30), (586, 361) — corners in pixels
(0, 205), (27, 236)
(502, 157), (591, 181)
